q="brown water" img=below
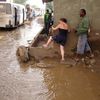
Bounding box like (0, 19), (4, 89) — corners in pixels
(0, 18), (100, 100)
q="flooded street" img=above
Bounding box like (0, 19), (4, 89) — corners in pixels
(0, 17), (100, 100)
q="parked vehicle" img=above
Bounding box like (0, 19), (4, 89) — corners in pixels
(0, 2), (26, 28)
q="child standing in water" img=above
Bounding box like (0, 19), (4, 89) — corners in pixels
(43, 18), (69, 62)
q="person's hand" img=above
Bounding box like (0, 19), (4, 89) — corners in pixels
(52, 26), (54, 30)
(49, 27), (53, 34)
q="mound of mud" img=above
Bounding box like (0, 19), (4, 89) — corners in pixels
(28, 47), (59, 60)
(17, 31), (100, 63)
(17, 45), (59, 62)
(89, 35), (100, 51)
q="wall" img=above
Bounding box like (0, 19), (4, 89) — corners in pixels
(53, 0), (100, 54)
(54, 0), (100, 30)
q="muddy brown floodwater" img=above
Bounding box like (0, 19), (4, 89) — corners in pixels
(0, 17), (100, 100)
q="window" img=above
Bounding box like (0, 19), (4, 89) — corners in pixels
(6, 4), (11, 14)
(0, 3), (11, 14)
(0, 3), (6, 14)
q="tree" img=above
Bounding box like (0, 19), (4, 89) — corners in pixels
(13, 0), (27, 5)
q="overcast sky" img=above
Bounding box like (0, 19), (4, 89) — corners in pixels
(26, 0), (45, 8)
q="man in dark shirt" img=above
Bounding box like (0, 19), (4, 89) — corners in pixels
(44, 9), (51, 36)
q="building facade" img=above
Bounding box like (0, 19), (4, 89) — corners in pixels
(53, 0), (100, 53)
(54, 0), (100, 31)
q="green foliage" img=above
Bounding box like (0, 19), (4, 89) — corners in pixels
(13, 0), (27, 5)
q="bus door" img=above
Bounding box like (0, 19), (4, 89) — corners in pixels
(23, 9), (24, 23)
(14, 7), (18, 26)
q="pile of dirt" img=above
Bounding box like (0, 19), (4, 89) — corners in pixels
(89, 36), (100, 51)
(16, 31), (100, 64)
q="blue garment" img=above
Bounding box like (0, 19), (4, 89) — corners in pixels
(77, 34), (91, 54)
(52, 28), (68, 46)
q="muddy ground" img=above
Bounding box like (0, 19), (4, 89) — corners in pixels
(0, 18), (100, 100)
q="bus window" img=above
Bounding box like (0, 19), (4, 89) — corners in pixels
(6, 4), (11, 14)
(0, 3), (11, 14)
(0, 3), (6, 14)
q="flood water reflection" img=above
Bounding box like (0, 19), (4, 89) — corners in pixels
(0, 17), (100, 100)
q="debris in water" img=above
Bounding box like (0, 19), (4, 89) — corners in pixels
(90, 59), (96, 65)
(95, 33), (100, 36)
(88, 65), (92, 68)
(61, 59), (76, 67)
(91, 69), (95, 72)
(0, 36), (4, 40)
(35, 62), (47, 68)
(94, 50), (100, 55)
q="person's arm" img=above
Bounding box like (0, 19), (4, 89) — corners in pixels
(52, 24), (60, 31)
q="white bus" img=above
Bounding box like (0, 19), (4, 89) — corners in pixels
(0, 2), (26, 28)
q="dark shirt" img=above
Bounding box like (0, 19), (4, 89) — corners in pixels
(59, 28), (68, 38)
(44, 12), (51, 23)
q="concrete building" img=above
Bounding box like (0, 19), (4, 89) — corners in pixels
(54, 0), (100, 31)
(53, 0), (100, 53)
